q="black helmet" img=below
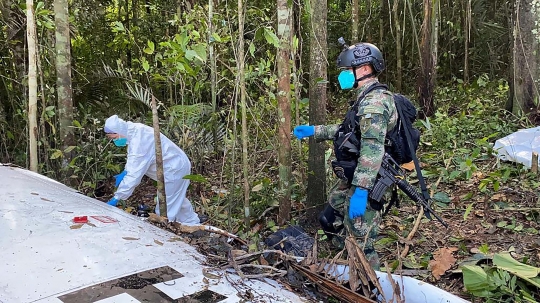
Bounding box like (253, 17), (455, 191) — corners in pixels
(336, 42), (385, 74)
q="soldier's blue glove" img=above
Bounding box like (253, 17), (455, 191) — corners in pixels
(107, 197), (120, 206)
(293, 125), (315, 140)
(349, 187), (368, 219)
(114, 170), (127, 188)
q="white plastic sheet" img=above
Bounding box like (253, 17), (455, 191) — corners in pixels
(493, 126), (540, 168)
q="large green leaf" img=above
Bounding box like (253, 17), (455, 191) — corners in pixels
(462, 265), (493, 297)
(493, 253), (540, 278)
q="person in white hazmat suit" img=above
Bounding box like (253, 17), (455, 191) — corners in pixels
(104, 115), (200, 224)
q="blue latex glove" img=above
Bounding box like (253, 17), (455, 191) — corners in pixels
(349, 187), (368, 219)
(107, 197), (120, 206)
(293, 125), (315, 140)
(114, 170), (127, 188)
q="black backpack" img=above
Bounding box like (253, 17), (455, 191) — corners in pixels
(384, 93), (421, 164)
(333, 83), (420, 167)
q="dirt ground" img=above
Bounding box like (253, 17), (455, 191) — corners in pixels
(94, 173), (540, 302)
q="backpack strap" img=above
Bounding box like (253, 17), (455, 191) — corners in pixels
(394, 99), (433, 219)
(351, 82), (388, 112)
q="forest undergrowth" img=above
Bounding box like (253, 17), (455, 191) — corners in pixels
(91, 79), (540, 302)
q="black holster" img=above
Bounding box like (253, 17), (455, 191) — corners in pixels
(331, 160), (357, 184)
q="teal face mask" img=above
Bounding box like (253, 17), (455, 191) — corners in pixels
(113, 137), (127, 147)
(338, 70), (356, 90)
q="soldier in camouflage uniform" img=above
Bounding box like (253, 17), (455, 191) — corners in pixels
(293, 42), (397, 270)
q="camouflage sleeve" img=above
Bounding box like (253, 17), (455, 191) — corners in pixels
(314, 124), (340, 141)
(351, 92), (392, 189)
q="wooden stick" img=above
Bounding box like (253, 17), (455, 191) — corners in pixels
(170, 222), (248, 245)
(532, 152), (538, 174)
(400, 153), (453, 258)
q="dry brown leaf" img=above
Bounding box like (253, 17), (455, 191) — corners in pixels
(231, 250), (247, 258)
(70, 224), (83, 229)
(168, 237), (183, 242)
(259, 255), (269, 266)
(154, 239), (164, 246)
(429, 247), (458, 280)
(31, 192), (39, 195)
(86, 222), (97, 227)
(122, 237), (140, 241)
(148, 213), (168, 224)
(492, 193), (506, 201)
(40, 197), (53, 202)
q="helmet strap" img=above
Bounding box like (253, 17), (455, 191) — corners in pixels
(352, 70), (375, 88)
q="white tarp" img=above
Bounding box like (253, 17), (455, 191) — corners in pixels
(493, 126), (540, 168)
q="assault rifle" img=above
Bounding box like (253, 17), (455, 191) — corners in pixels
(370, 153), (448, 228)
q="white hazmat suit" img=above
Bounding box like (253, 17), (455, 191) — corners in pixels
(104, 115), (200, 224)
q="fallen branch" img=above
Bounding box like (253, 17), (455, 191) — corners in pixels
(170, 221), (248, 245)
(385, 261), (405, 303)
(400, 153), (453, 258)
(237, 264), (287, 279)
(290, 262), (377, 303)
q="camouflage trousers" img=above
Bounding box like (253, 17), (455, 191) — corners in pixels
(328, 179), (382, 270)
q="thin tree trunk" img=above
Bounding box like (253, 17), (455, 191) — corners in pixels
(393, 0), (402, 91)
(351, 0), (359, 42)
(307, 0), (327, 223)
(276, 0), (292, 225)
(238, 0), (250, 227)
(292, 0), (304, 178)
(151, 95), (167, 217)
(26, 0), (38, 172)
(208, 0), (218, 151)
(418, 0), (436, 118)
(54, 0), (75, 181)
(463, 0), (471, 84)
(512, 0), (540, 117)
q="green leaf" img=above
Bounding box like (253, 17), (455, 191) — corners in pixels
(263, 27), (280, 48)
(192, 44), (207, 62)
(462, 265), (492, 297)
(463, 203), (473, 220)
(185, 49), (198, 61)
(251, 183), (263, 192)
(63, 146), (76, 153)
(249, 43), (255, 56)
(182, 174), (208, 183)
(148, 40), (155, 52)
(112, 21), (125, 32)
(493, 253), (540, 279)
(433, 192), (451, 204)
(141, 58), (150, 72)
(50, 149), (63, 160)
(211, 33), (222, 42)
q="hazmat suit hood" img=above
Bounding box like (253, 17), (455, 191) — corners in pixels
(104, 115), (129, 137)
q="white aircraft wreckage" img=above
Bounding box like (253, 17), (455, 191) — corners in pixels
(0, 164), (470, 303)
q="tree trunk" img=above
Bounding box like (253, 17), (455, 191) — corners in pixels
(351, 0), (359, 42)
(512, 0), (540, 118)
(26, 0), (38, 172)
(54, 0), (75, 180)
(292, 0), (304, 178)
(208, 0), (218, 151)
(417, 0), (437, 118)
(463, 0), (471, 84)
(392, 0), (402, 91)
(151, 95), (167, 217)
(307, 0), (327, 224)
(238, 0), (250, 227)
(276, 0), (292, 225)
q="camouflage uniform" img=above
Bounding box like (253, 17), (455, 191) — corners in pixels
(314, 78), (398, 269)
